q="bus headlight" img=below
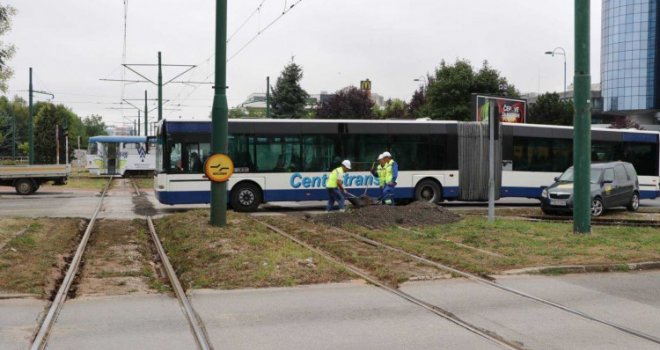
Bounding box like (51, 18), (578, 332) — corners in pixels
(541, 188), (548, 198)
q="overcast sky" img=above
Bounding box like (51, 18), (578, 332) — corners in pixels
(4, 0), (602, 128)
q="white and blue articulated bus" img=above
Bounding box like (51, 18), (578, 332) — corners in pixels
(154, 119), (660, 212)
(87, 135), (156, 176)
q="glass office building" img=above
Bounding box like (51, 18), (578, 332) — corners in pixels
(601, 0), (657, 112)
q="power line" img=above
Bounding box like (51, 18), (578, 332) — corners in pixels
(227, 0), (269, 43)
(227, 0), (306, 62)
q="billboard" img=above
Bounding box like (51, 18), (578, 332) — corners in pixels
(472, 94), (527, 123)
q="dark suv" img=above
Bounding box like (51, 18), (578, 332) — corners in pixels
(540, 161), (640, 217)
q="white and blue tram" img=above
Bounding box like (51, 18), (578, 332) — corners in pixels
(87, 136), (155, 176)
(154, 119), (660, 211)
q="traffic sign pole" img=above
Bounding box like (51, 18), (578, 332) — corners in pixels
(211, 0), (229, 227)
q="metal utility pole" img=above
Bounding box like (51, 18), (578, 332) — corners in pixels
(55, 125), (60, 165)
(210, 0), (229, 227)
(158, 51), (163, 121)
(133, 120), (137, 136)
(11, 105), (16, 160)
(574, 0), (591, 234)
(137, 111), (141, 136)
(266, 76), (271, 118)
(488, 100), (495, 222)
(144, 90), (148, 137)
(29, 68), (34, 164)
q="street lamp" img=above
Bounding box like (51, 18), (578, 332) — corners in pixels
(545, 47), (567, 98)
(413, 75), (428, 85)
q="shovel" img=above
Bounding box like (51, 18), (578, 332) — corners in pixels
(345, 191), (376, 208)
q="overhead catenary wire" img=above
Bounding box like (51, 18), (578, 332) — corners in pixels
(166, 0), (308, 117)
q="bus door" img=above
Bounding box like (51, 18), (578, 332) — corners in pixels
(107, 143), (118, 175)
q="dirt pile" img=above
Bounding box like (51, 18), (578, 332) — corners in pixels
(312, 201), (461, 229)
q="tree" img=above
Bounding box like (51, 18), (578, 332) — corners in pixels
(609, 116), (644, 130)
(527, 92), (574, 125)
(423, 59), (518, 120)
(0, 4), (15, 92)
(378, 98), (408, 119)
(270, 60), (309, 118)
(82, 115), (107, 139)
(315, 86), (375, 119)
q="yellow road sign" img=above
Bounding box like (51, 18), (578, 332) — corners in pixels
(204, 154), (234, 183)
(360, 79), (371, 91)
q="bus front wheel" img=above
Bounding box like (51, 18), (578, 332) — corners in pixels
(414, 180), (442, 204)
(230, 182), (262, 212)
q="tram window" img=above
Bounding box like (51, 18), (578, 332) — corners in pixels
(301, 135), (340, 172)
(88, 143), (98, 155)
(393, 135), (433, 171)
(428, 135), (452, 170)
(621, 143), (658, 176)
(254, 136), (301, 173)
(342, 134), (390, 171)
(512, 137), (572, 172)
(229, 134), (255, 171)
(168, 143), (183, 173)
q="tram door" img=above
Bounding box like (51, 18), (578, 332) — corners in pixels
(107, 143), (118, 175)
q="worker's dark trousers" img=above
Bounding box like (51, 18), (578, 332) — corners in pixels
(326, 188), (345, 211)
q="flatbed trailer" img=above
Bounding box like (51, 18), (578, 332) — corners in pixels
(0, 164), (71, 194)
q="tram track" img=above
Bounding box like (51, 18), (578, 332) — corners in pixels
(252, 214), (660, 348)
(30, 177), (214, 350)
(522, 215), (660, 228)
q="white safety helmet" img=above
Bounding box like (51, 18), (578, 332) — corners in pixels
(377, 153), (385, 160)
(341, 160), (352, 169)
(382, 151), (392, 158)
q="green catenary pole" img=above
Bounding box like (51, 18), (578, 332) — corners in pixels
(28, 67), (34, 164)
(210, 0), (229, 226)
(144, 90), (148, 137)
(158, 51), (163, 122)
(574, 0), (591, 234)
(266, 76), (270, 118)
(11, 104), (16, 159)
(137, 110), (141, 136)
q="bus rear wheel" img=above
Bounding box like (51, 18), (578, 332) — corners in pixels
(415, 180), (442, 204)
(230, 182), (262, 212)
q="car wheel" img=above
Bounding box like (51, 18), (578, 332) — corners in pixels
(626, 192), (640, 212)
(414, 180), (442, 204)
(14, 179), (35, 195)
(230, 182), (262, 212)
(591, 197), (604, 217)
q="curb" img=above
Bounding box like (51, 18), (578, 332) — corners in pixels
(500, 261), (660, 276)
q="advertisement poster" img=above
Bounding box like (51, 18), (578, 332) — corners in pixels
(473, 94), (527, 123)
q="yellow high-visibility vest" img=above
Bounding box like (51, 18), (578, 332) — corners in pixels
(326, 166), (344, 188)
(376, 164), (387, 187)
(383, 160), (394, 184)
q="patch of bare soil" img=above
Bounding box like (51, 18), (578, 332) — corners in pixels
(312, 201), (462, 229)
(75, 219), (162, 296)
(132, 193), (157, 216)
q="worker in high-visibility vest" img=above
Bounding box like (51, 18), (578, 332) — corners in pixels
(371, 153), (387, 202)
(381, 152), (398, 205)
(325, 159), (351, 212)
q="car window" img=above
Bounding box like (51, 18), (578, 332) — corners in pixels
(623, 163), (638, 179)
(614, 165), (628, 182)
(603, 168), (614, 182)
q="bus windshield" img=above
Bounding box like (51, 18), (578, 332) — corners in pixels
(557, 168), (603, 184)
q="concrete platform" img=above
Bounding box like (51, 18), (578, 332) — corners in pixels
(189, 282), (501, 350)
(400, 272), (660, 350)
(46, 294), (198, 350)
(0, 297), (46, 350)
